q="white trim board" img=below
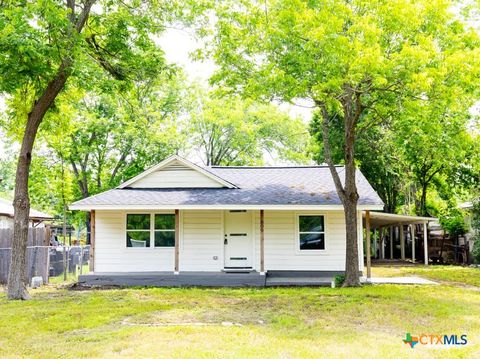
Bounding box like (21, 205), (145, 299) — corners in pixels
(70, 204), (385, 211)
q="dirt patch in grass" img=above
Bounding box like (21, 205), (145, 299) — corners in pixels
(123, 303), (269, 327)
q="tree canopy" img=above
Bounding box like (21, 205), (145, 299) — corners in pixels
(0, 0), (479, 296)
(0, 0), (209, 299)
(209, 0), (480, 285)
(185, 94), (308, 166)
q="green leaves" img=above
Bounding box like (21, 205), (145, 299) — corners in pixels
(185, 93), (309, 165)
(211, 0), (480, 216)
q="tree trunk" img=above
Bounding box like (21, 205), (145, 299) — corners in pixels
(7, 0), (95, 299)
(319, 98), (361, 287)
(343, 195), (359, 286)
(341, 112), (360, 286)
(8, 65), (70, 299)
(418, 181), (428, 216)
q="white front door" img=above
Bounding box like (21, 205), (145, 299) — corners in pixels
(224, 210), (253, 268)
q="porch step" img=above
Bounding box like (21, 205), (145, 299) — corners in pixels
(222, 267), (254, 273)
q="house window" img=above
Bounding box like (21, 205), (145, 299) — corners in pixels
(154, 214), (175, 247)
(126, 214), (151, 247)
(298, 215), (325, 250)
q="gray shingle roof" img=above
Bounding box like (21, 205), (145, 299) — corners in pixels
(0, 197), (53, 219)
(70, 166), (383, 208)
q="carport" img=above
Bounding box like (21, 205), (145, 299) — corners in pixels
(363, 211), (437, 279)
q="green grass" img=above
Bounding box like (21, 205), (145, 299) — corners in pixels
(1, 267), (479, 358)
(372, 265), (480, 287)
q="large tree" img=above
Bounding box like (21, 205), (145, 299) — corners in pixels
(0, 0), (205, 299)
(210, 0), (480, 285)
(187, 95), (308, 165)
(394, 89), (477, 216)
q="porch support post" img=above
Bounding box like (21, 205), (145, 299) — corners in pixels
(89, 210), (95, 272)
(423, 222), (428, 266)
(410, 224), (416, 263)
(373, 228), (377, 259)
(400, 224), (405, 261)
(260, 209), (265, 274)
(365, 211), (371, 279)
(174, 209), (180, 274)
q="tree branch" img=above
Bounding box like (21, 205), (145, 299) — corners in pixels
(316, 100), (346, 203)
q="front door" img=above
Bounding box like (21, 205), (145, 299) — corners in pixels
(224, 210), (253, 268)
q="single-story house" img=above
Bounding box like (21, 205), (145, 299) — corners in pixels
(0, 197), (53, 229)
(70, 155), (385, 287)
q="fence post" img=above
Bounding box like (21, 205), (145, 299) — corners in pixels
(63, 246), (67, 281)
(79, 246), (84, 276)
(31, 246), (38, 278)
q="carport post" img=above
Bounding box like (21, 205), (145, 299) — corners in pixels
(365, 211), (371, 279)
(389, 226), (394, 260)
(410, 224), (415, 263)
(379, 227), (385, 259)
(400, 224), (405, 260)
(423, 222), (428, 266)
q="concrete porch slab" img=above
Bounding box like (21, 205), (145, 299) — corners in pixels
(79, 272), (266, 287)
(78, 270), (345, 288)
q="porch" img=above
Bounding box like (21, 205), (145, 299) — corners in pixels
(78, 270), (342, 287)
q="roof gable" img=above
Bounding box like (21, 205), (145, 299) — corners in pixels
(117, 155), (237, 189)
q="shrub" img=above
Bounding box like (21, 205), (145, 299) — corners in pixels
(334, 275), (345, 287)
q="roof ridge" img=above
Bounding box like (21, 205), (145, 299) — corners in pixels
(209, 165), (345, 169)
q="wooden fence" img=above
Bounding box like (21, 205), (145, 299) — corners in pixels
(0, 227), (50, 285)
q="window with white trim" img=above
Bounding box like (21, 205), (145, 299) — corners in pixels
(298, 215), (325, 250)
(154, 214), (175, 247)
(126, 214), (151, 247)
(126, 213), (176, 248)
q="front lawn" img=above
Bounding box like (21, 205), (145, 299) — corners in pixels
(0, 268), (479, 358)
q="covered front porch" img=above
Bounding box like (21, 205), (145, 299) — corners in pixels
(363, 211), (437, 279)
(81, 207), (355, 287)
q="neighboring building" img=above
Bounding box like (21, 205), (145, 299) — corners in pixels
(0, 197), (53, 229)
(70, 155), (385, 287)
(460, 201), (477, 262)
(0, 197), (54, 285)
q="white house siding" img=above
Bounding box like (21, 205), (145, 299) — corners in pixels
(94, 209), (362, 273)
(263, 210), (348, 271)
(179, 210), (223, 271)
(129, 162), (223, 188)
(95, 210), (174, 272)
